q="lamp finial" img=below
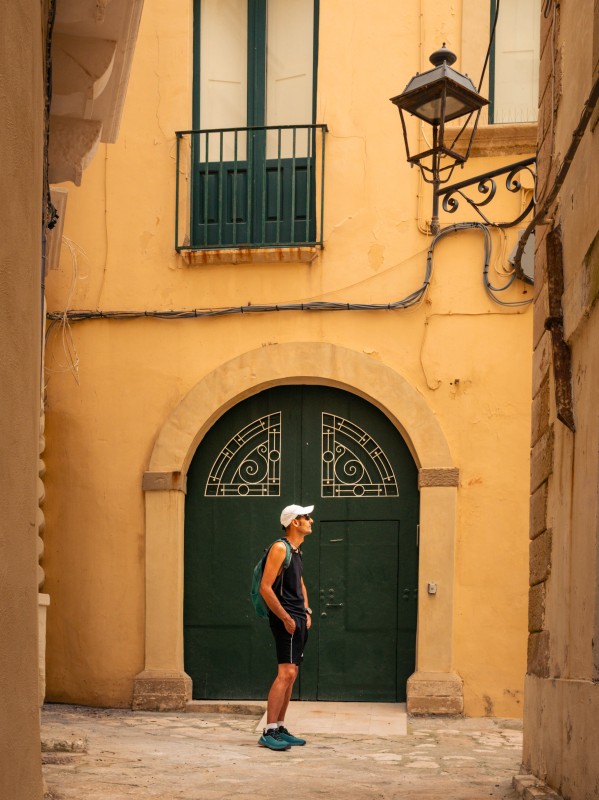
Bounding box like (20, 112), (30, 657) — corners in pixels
(429, 44), (457, 68)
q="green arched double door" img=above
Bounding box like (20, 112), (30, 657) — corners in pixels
(184, 385), (419, 701)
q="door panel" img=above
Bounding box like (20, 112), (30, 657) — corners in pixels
(199, 0), (248, 138)
(184, 385), (418, 701)
(194, 160), (250, 247)
(266, 0), (315, 143)
(264, 157), (315, 244)
(317, 521), (399, 701)
(184, 388), (302, 699)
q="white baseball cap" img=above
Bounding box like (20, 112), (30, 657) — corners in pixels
(280, 504), (314, 529)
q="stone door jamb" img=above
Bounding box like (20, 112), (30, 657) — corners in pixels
(133, 342), (462, 713)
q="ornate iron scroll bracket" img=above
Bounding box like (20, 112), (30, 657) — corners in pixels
(435, 157), (536, 229)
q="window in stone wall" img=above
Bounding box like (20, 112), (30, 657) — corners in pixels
(490, 0), (541, 123)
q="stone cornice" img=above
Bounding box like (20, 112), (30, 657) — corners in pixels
(452, 123), (537, 158)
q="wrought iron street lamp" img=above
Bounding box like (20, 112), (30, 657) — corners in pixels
(391, 45), (488, 234)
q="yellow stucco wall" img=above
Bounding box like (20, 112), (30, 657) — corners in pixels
(44, 0), (533, 716)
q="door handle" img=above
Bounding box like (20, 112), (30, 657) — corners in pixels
(325, 602), (343, 608)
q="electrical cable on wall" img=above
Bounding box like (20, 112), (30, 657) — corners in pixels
(46, 1), (532, 336)
(45, 237), (86, 383)
(46, 221), (531, 330)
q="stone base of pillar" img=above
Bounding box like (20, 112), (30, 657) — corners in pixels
(132, 670), (192, 711)
(407, 671), (464, 715)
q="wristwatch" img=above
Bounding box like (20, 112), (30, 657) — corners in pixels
(305, 607), (312, 615)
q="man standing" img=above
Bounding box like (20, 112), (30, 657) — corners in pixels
(258, 504), (314, 751)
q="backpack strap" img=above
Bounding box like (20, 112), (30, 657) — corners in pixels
(280, 537), (293, 570)
(267, 538), (293, 577)
(268, 538), (292, 566)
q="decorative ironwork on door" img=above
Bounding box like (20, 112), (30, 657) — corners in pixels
(205, 412), (281, 496)
(321, 413), (399, 497)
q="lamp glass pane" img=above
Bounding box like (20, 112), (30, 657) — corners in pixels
(407, 95), (473, 125)
(413, 98), (442, 123)
(444, 95), (475, 120)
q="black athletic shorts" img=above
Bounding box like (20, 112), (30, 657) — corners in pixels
(269, 614), (308, 665)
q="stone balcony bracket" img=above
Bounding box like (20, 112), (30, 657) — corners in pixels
(51, 34), (117, 119)
(48, 117), (103, 186)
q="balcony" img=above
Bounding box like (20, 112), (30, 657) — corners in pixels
(176, 124), (327, 263)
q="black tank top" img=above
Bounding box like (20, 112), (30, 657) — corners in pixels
(272, 544), (305, 618)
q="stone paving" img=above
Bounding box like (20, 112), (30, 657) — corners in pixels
(42, 704), (525, 800)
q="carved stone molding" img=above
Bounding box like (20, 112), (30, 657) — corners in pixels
(142, 471), (187, 493)
(45, 188), (68, 273)
(38, 594), (50, 707)
(50, 0), (144, 149)
(56, 0), (114, 26)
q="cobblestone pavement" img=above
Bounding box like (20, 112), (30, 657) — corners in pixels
(42, 704), (523, 800)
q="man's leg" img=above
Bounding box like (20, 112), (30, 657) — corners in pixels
(266, 663), (297, 724)
(259, 616), (306, 750)
(259, 664), (297, 751)
(267, 619), (307, 747)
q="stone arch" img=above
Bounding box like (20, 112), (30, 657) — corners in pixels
(133, 342), (462, 714)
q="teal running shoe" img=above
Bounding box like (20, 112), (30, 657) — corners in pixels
(258, 728), (291, 751)
(278, 726), (306, 746)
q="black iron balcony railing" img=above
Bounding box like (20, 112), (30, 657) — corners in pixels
(175, 124), (327, 252)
